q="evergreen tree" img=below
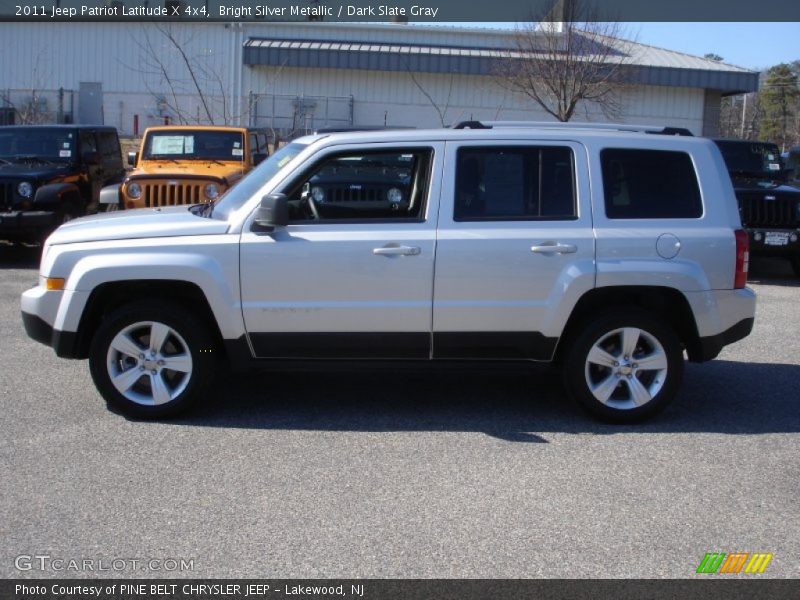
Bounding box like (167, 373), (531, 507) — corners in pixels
(759, 63), (799, 150)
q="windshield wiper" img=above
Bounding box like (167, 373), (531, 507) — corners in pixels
(0, 158), (11, 165)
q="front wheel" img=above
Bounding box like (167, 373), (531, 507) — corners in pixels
(89, 301), (216, 418)
(562, 309), (684, 423)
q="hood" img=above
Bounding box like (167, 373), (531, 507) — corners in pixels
(47, 205), (230, 245)
(731, 179), (800, 196)
(131, 160), (245, 182)
(0, 162), (74, 180)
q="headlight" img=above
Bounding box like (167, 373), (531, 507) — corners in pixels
(17, 181), (33, 198)
(127, 182), (141, 199)
(311, 186), (325, 202)
(204, 183), (219, 200)
(387, 187), (403, 204)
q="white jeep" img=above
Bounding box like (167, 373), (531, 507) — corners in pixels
(21, 122), (756, 422)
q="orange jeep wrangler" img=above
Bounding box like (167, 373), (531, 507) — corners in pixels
(116, 126), (268, 209)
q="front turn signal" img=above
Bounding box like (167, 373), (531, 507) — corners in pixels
(45, 277), (65, 291)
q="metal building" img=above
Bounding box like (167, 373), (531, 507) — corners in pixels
(0, 21), (758, 137)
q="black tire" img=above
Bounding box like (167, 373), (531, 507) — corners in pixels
(790, 256), (800, 279)
(89, 300), (216, 418)
(562, 308), (684, 423)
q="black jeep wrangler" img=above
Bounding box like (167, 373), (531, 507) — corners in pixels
(0, 125), (125, 242)
(714, 139), (800, 277)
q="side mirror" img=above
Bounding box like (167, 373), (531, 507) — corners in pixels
(252, 152), (268, 166)
(83, 151), (102, 166)
(127, 152), (138, 167)
(252, 193), (289, 232)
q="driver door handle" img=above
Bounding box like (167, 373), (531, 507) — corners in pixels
(373, 245), (421, 257)
(531, 242), (578, 255)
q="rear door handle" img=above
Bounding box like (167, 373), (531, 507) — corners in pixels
(531, 243), (578, 255)
(373, 245), (421, 256)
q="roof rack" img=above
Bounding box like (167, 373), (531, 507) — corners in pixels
(451, 120), (693, 136)
(313, 126), (417, 134)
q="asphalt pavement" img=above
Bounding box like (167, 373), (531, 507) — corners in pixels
(1, 245), (798, 579)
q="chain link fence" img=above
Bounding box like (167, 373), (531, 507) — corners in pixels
(0, 88), (76, 125)
(248, 93), (354, 141)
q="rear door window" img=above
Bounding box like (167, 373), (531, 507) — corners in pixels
(454, 146), (577, 221)
(601, 149), (702, 219)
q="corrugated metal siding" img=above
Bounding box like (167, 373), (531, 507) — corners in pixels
(702, 90), (722, 137)
(0, 22), (712, 135)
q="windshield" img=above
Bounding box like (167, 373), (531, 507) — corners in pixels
(211, 142), (308, 221)
(0, 127), (76, 162)
(715, 140), (784, 179)
(143, 130), (245, 161)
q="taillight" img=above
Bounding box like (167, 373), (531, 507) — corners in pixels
(734, 229), (749, 289)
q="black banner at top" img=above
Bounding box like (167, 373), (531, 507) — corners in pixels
(0, 0), (799, 22)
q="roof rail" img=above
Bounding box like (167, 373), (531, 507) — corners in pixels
(451, 120), (693, 136)
(313, 126), (417, 134)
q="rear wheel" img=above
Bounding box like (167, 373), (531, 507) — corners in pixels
(562, 309), (683, 423)
(89, 301), (216, 418)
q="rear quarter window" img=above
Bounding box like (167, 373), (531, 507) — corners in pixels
(601, 149), (702, 219)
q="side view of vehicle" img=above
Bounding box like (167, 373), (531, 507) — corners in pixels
(22, 123), (755, 422)
(0, 125), (124, 242)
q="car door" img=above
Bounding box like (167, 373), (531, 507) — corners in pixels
(239, 142), (443, 359)
(432, 140), (595, 360)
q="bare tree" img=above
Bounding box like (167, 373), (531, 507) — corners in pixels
(407, 71), (460, 127)
(0, 49), (54, 124)
(495, 0), (635, 122)
(127, 24), (240, 126)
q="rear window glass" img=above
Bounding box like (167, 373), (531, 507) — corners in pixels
(601, 149), (702, 219)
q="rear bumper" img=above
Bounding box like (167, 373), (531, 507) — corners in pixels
(694, 317), (754, 362)
(746, 228), (800, 258)
(21, 311), (80, 358)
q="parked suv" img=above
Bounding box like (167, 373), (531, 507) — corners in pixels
(0, 125), (124, 241)
(112, 126), (268, 210)
(21, 123), (755, 422)
(713, 139), (800, 277)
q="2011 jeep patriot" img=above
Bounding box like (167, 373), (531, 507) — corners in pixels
(21, 122), (756, 422)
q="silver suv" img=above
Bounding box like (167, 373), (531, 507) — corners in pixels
(21, 122), (756, 422)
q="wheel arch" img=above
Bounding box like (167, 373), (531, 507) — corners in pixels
(555, 285), (702, 362)
(72, 280), (226, 360)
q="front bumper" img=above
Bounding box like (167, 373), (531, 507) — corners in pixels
(746, 228), (800, 257)
(21, 311), (80, 358)
(0, 209), (58, 236)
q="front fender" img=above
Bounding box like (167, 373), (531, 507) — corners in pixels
(33, 182), (82, 208)
(98, 184), (122, 209)
(53, 250), (244, 340)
